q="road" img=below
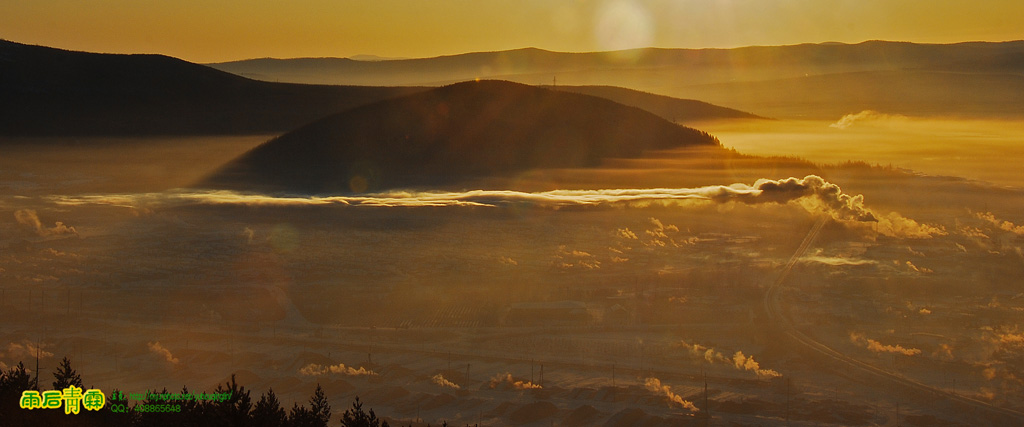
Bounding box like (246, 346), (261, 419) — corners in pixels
(764, 216), (1024, 425)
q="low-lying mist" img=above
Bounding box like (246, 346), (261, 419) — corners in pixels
(2, 136), (1024, 425)
(697, 116), (1024, 188)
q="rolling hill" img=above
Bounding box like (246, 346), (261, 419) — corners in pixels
(202, 80), (721, 194)
(0, 39), (427, 136)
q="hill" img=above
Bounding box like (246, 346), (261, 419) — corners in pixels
(209, 41), (1024, 119)
(548, 85), (763, 122)
(202, 80), (721, 194)
(0, 40), (426, 136)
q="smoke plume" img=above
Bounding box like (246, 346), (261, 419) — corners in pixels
(850, 333), (921, 356)
(731, 351), (782, 379)
(489, 373), (542, 390)
(14, 209), (77, 237)
(617, 228), (638, 239)
(644, 377), (699, 412)
(976, 212), (1024, 236)
(680, 341), (781, 379)
(298, 362), (377, 376)
(147, 342), (179, 365)
(830, 110), (906, 129)
(431, 374), (461, 390)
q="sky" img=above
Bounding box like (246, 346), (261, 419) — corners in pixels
(2, 0), (1023, 63)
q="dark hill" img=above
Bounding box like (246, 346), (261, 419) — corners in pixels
(0, 40), (426, 136)
(202, 80), (721, 194)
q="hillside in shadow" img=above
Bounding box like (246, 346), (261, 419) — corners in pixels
(203, 80), (721, 194)
(0, 40), (426, 136)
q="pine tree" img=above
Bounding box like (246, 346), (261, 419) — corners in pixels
(340, 396), (388, 427)
(251, 388), (287, 427)
(0, 362), (38, 424)
(51, 356), (82, 390)
(210, 374), (253, 426)
(310, 384), (331, 426)
(288, 401), (316, 427)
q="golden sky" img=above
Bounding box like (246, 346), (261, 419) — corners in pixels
(2, 0), (1023, 63)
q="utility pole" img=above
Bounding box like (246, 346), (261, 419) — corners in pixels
(35, 345), (40, 390)
(703, 369), (709, 420)
(785, 377), (791, 425)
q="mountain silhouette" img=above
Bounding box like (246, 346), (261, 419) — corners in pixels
(210, 41), (1024, 119)
(203, 80), (721, 194)
(0, 39), (425, 136)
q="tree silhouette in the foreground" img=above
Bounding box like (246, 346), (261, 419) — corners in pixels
(0, 356), (419, 427)
(209, 374), (254, 426)
(289, 383), (331, 427)
(252, 387), (288, 427)
(0, 362), (37, 425)
(52, 356), (83, 390)
(340, 396), (389, 427)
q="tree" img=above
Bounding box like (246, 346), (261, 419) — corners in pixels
(251, 388), (287, 427)
(208, 374), (253, 427)
(290, 383), (333, 427)
(310, 384), (331, 426)
(0, 362), (38, 425)
(288, 401), (316, 427)
(340, 396), (388, 427)
(52, 356), (82, 390)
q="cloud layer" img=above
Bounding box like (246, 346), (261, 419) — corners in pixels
(43, 175), (945, 239)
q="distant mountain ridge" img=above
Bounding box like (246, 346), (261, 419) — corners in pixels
(209, 41), (1024, 119)
(203, 80), (721, 194)
(210, 41), (1024, 86)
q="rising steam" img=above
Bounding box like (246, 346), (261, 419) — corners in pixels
(976, 212), (1024, 236)
(431, 374), (461, 390)
(849, 332), (921, 356)
(830, 110), (906, 129)
(298, 362), (377, 376)
(147, 342), (179, 365)
(680, 341), (781, 379)
(644, 378), (699, 412)
(731, 351), (782, 379)
(489, 373), (542, 390)
(14, 209), (77, 237)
